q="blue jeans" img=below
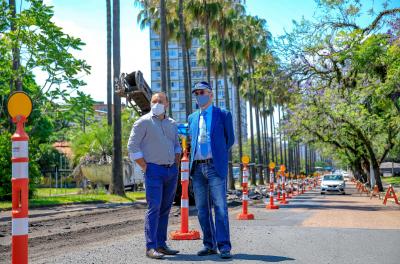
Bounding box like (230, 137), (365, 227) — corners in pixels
(144, 163), (178, 250)
(192, 161), (231, 252)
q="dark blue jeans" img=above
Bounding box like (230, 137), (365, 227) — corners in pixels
(192, 161), (231, 252)
(144, 163), (178, 250)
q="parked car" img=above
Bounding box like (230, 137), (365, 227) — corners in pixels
(320, 174), (346, 195)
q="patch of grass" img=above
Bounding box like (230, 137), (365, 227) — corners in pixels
(0, 191), (146, 211)
(382, 176), (400, 186)
(35, 188), (81, 197)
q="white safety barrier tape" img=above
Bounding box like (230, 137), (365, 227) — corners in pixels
(181, 199), (189, 208)
(12, 218), (28, 236)
(12, 162), (28, 179)
(12, 141), (28, 158)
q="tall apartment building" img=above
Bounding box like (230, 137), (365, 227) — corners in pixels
(149, 29), (247, 143)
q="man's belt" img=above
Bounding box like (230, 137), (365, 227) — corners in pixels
(158, 163), (175, 168)
(194, 159), (213, 165)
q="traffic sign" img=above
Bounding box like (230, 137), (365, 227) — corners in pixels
(242, 155), (250, 164)
(7, 92), (32, 119)
(269, 162), (276, 169)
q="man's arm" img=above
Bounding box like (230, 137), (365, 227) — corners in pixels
(224, 111), (235, 150)
(174, 124), (182, 164)
(127, 119), (147, 171)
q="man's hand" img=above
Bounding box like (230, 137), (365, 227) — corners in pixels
(135, 158), (147, 172)
(175, 153), (181, 165)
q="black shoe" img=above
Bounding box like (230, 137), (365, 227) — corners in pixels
(197, 248), (218, 256)
(220, 251), (232, 259)
(146, 249), (164, 259)
(157, 245), (180, 255)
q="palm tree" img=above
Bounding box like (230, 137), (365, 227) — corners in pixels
(135, 0), (175, 116)
(197, 35), (223, 106)
(226, 28), (245, 182)
(239, 15), (269, 185)
(178, 0), (191, 117)
(111, 0), (125, 196)
(106, 0), (112, 126)
(187, 0), (220, 84)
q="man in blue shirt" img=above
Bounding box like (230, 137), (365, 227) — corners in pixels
(188, 81), (235, 259)
(128, 92), (181, 259)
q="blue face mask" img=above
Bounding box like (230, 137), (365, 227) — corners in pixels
(195, 94), (210, 107)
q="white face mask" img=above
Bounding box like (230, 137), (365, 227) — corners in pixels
(151, 103), (165, 116)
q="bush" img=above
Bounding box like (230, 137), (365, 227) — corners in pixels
(0, 132), (42, 201)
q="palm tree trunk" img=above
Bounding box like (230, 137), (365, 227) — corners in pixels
(283, 108), (288, 168)
(263, 96), (269, 183)
(255, 95), (264, 185)
(178, 0), (191, 117)
(159, 0), (167, 92)
(249, 91), (256, 186)
(304, 143), (308, 176)
(269, 95), (275, 179)
(111, 0), (124, 196)
(278, 105), (283, 166)
(106, 0), (112, 126)
(186, 48), (193, 113)
(233, 56), (243, 184)
(165, 39), (172, 116)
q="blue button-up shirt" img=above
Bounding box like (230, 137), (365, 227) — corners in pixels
(194, 104), (213, 160)
(127, 112), (181, 165)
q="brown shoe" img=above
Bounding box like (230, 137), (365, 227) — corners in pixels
(146, 249), (164, 259)
(157, 246), (180, 255)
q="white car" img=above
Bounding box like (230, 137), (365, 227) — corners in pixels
(320, 174), (346, 195)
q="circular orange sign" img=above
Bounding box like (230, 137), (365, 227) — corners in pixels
(7, 91), (32, 118)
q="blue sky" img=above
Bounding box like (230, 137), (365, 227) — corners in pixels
(37, 0), (398, 102)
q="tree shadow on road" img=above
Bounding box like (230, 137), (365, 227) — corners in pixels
(164, 253), (295, 262)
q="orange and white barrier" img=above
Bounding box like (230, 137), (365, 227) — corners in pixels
(266, 169), (279, 210)
(11, 116), (29, 264)
(383, 185), (399, 205)
(170, 138), (200, 240)
(280, 171), (289, 205)
(237, 157), (254, 220)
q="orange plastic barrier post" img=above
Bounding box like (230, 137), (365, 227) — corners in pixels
(237, 156), (254, 220)
(266, 168), (279, 210)
(170, 137), (200, 240)
(279, 165), (289, 205)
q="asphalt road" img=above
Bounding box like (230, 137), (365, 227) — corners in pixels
(30, 183), (400, 264)
(1, 182), (400, 264)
